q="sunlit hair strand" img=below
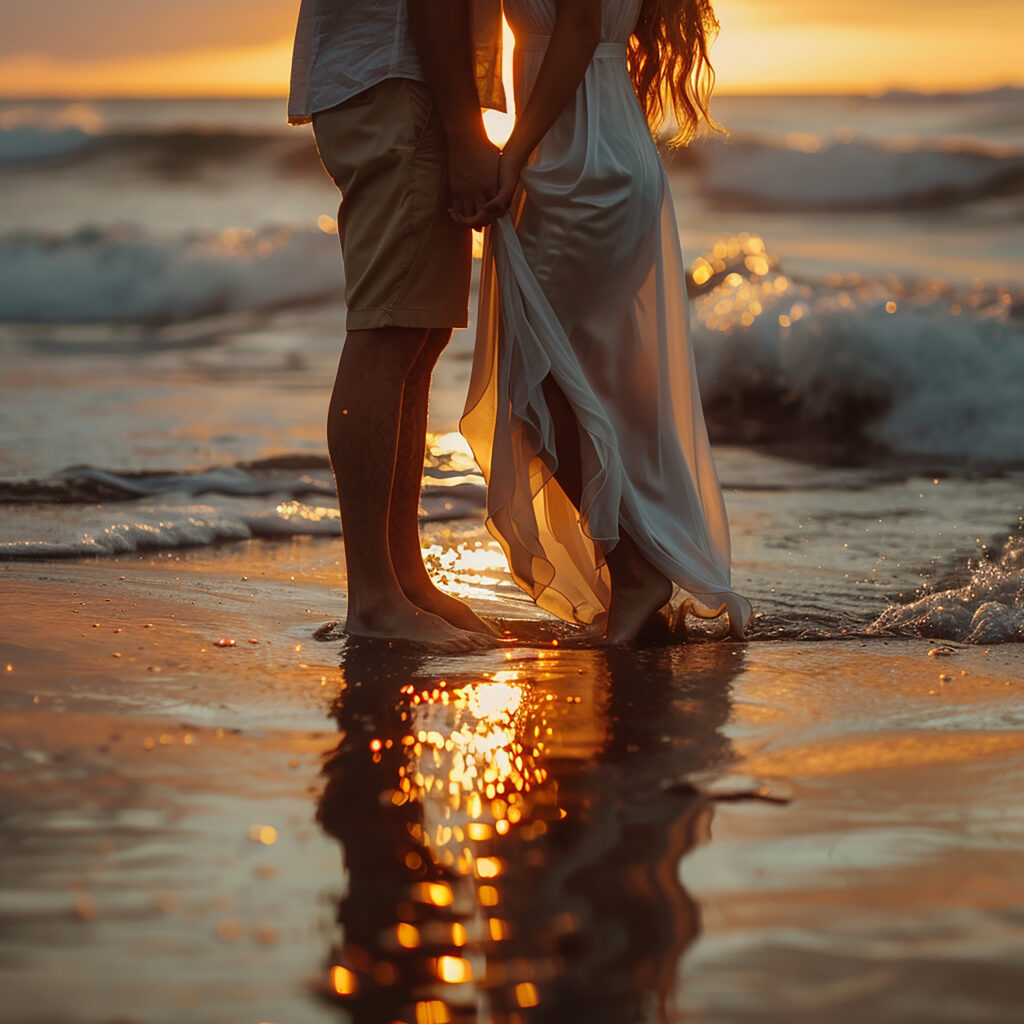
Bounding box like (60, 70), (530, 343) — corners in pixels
(628, 0), (724, 147)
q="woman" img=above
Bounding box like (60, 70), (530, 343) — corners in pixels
(460, 0), (752, 643)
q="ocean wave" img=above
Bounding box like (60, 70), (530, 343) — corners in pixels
(697, 136), (1024, 210)
(0, 224), (343, 324)
(868, 533), (1024, 643)
(0, 123), (317, 176)
(5, 115), (1021, 213)
(0, 125), (94, 163)
(690, 235), (1024, 465)
(0, 461), (486, 560)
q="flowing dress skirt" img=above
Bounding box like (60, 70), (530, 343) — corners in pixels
(461, 3), (752, 635)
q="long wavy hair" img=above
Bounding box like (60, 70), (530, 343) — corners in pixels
(628, 0), (723, 146)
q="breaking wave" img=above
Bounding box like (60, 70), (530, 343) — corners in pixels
(689, 235), (1024, 466)
(0, 224), (343, 324)
(0, 123), (317, 176)
(0, 458), (486, 560)
(5, 116), (1021, 212)
(869, 533), (1024, 644)
(2, 224), (1021, 467)
(697, 136), (1024, 210)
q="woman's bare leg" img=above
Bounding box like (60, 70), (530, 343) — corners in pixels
(542, 375), (672, 644)
(603, 534), (673, 645)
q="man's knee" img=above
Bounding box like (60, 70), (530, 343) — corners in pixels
(342, 327), (430, 373)
(424, 328), (452, 357)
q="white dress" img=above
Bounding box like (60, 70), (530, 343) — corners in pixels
(461, 0), (752, 634)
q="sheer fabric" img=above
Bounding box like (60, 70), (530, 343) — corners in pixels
(461, 0), (751, 635)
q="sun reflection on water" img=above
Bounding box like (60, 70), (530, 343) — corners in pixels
(319, 644), (738, 1023)
(397, 675), (554, 875)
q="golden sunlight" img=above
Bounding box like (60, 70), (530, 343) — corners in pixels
(0, 39), (295, 98)
(436, 955), (473, 984)
(483, 20), (517, 146)
(3, 8), (1022, 99)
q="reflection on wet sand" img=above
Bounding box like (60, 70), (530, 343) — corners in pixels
(317, 641), (744, 1023)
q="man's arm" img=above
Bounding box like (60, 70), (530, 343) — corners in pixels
(407, 0), (501, 222)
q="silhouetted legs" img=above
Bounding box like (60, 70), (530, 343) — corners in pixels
(388, 328), (496, 635)
(327, 327), (490, 649)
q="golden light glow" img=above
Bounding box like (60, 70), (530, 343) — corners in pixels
(416, 881), (454, 907)
(330, 965), (358, 995)
(274, 500), (339, 524)
(516, 982), (540, 1008)
(396, 922), (421, 949)
(4, 4), (1023, 99)
(416, 1001), (452, 1024)
(397, 676), (553, 880)
(709, 1), (1024, 94)
(437, 955), (473, 984)
(248, 824), (277, 845)
(0, 39), (296, 98)
(475, 856), (503, 878)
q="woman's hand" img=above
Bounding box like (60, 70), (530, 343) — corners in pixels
(450, 146), (526, 227)
(483, 147), (527, 221)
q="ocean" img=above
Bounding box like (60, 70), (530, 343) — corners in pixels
(1, 91), (1022, 642)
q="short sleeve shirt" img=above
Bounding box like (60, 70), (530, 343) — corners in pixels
(287, 0), (505, 126)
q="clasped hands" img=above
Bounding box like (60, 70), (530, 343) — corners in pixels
(447, 134), (524, 228)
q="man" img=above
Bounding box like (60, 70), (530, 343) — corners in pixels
(288, 0), (505, 649)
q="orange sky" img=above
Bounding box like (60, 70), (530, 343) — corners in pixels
(1, 1), (1022, 98)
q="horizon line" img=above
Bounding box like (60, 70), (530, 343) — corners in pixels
(1, 83), (1022, 104)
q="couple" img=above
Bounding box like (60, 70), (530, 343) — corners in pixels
(288, 0), (751, 650)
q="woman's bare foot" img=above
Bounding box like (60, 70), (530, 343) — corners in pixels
(345, 596), (494, 652)
(400, 581), (499, 637)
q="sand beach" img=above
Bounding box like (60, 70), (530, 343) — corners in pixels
(3, 543), (1024, 1022)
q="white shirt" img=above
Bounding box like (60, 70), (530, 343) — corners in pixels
(287, 0), (505, 126)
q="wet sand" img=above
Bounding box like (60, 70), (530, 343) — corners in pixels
(3, 543), (1023, 1023)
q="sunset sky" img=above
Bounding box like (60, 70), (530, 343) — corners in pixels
(2, 0), (1022, 97)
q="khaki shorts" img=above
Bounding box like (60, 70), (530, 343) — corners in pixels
(312, 78), (472, 331)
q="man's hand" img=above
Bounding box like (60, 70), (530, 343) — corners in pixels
(450, 143), (525, 228)
(447, 133), (501, 226)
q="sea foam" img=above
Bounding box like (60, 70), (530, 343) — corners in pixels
(689, 240), (1024, 465)
(0, 225), (342, 324)
(0, 462), (485, 560)
(869, 533), (1024, 643)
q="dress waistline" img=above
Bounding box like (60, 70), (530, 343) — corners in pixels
(516, 34), (627, 58)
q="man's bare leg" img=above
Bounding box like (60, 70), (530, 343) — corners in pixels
(327, 326), (487, 649)
(387, 328), (497, 635)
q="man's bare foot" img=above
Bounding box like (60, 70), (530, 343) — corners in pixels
(400, 581), (499, 637)
(346, 596), (494, 652)
(604, 566), (674, 646)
